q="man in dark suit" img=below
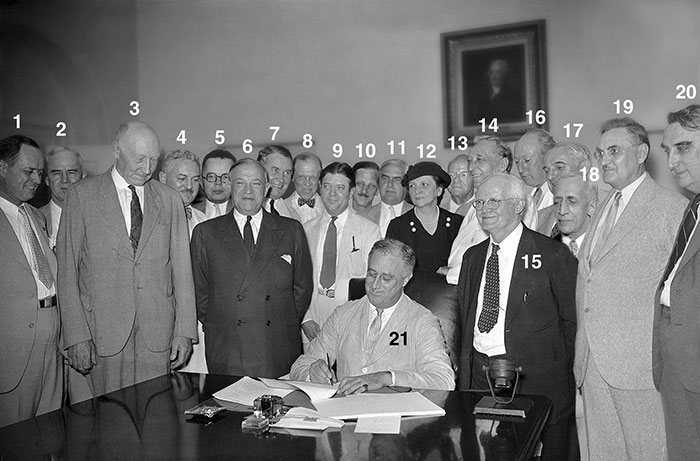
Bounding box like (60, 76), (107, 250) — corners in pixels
(457, 173), (577, 460)
(0, 135), (62, 427)
(190, 158), (313, 377)
(655, 104), (700, 460)
(58, 121), (197, 397)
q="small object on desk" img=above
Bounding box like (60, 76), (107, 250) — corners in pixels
(273, 407), (344, 431)
(473, 396), (534, 418)
(253, 394), (284, 421)
(355, 415), (402, 434)
(184, 400), (226, 418)
(242, 411), (271, 434)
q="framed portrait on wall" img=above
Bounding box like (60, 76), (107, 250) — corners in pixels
(442, 20), (548, 143)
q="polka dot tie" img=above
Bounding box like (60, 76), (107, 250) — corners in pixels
(478, 243), (500, 333)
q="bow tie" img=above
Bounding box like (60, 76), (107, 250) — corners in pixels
(298, 197), (315, 208)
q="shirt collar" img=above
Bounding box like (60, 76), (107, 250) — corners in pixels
(233, 207), (263, 226)
(619, 171), (647, 206)
(562, 232), (586, 248)
(111, 165), (141, 191)
(489, 222), (524, 255)
(325, 207), (349, 226)
(0, 194), (20, 219)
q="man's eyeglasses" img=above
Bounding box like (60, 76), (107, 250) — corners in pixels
(203, 173), (230, 184)
(593, 143), (643, 162)
(473, 198), (518, 211)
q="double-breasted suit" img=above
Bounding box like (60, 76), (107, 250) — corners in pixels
(57, 171), (197, 393)
(302, 211), (381, 334)
(458, 226), (578, 424)
(190, 210), (313, 377)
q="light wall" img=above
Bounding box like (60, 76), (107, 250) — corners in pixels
(2, 0), (698, 192)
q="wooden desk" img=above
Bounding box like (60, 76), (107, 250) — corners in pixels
(0, 373), (551, 460)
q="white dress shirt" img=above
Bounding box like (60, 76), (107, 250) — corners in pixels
(112, 166), (144, 234)
(379, 202), (406, 237)
(233, 208), (262, 242)
(48, 200), (62, 247)
(0, 196), (54, 299)
(532, 182), (554, 211)
(473, 223), (523, 356)
(204, 198), (229, 219)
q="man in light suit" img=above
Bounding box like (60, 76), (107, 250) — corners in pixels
(575, 118), (686, 460)
(158, 149), (208, 374)
(0, 135), (62, 427)
(291, 238), (454, 392)
(351, 161), (381, 223)
(40, 146), (86, 249)
(301, 162), (381, 346)
(441, 154), (473, 216)
(538, 142), (593, 236)
(514, 129), (556, 212)
(258, 145), (294, 218)
(457, 173), (577, 460)
(58, 121), (197, 397)
(192, 149), (236, 219)
(284, 152), (325, 224)
(191, 158), (313, 377)
(655, 104), (700, 460)
(375, 159), (412, 236)
(442, 135), (537, 284)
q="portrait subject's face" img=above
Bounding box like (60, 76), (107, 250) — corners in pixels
(379, 163), (407, 206)
(407, 175), (442, 209)
(293, 159), (321, 200)
(114, 127), (160, 187)
(201, 157), (235, 204)
(161, 159), (200, 206)
(553, 176), (596, 240)
(447, 157), (472, 201)
(543, 148), (584, 188)
(45, 149), (84, 205)
(474, 177), (523, 238)
(467, 141), (507, 188)
(365, 252), (410, 309)
(0, 144), (44, 205)
(663, 122), (700, 194)
(596, 127), (646, 190)
(514, 134), (547, 188)
(261, 152), (292, 200)
(353, 168), (379, 208)
(320, 172), (352, 217)
(230, 162), (268, 215)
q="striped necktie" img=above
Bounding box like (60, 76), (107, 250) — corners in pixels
(19, 204), (53, 288)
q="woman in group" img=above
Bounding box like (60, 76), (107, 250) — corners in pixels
(387, 161), (463, 273)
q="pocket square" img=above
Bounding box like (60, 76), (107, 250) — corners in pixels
(281, 254), (292, 264)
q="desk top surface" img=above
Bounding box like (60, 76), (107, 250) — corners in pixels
(0, 373), (551, 460)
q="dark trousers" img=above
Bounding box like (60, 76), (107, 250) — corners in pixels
(471, 349), (578, 461)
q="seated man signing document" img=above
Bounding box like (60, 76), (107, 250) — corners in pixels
(290, 239), (455, 393)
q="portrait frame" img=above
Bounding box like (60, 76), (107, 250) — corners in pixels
(442, 20), (548, 144)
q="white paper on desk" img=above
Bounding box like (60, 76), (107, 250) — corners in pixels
(259, 377), (338, 402)
(213, 376), (293, 405)
(313, 392), (446, 420)
(355, 415), (402, 434)
(273, 407), (344, 431)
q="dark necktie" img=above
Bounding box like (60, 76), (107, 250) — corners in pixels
(128, 185), (142, 256)
(478, 243), (500, 333)
(550, 222), (560, 239)
(661, 194), (700, 283)
(185, 205), (192, 221)
(533, 186), (543, 208)
(269, 199), (279, 216)
(18, 204), (54, 288)
(320, 216), (338, 289)
(243, 215), (255, 256)
(298, 196), (315, 208)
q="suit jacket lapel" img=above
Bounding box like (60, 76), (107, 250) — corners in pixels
(218, 213), (250, 276)
(241, 211), (284, 292)
(677, 206), (700, 274)
(505, 228), (532, 329)
(135, 181), (162, 260)
(465, 241), (488, 329)
(0, 208), (33, 274)
(592, 175), (654, 265)
(98, 172), (133, 258)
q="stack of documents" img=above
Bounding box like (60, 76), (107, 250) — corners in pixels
(213, 376), (338, 405)
(313, 392), (446, 420)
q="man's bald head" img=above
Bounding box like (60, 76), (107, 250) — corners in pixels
(112, 121), (161, 186)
